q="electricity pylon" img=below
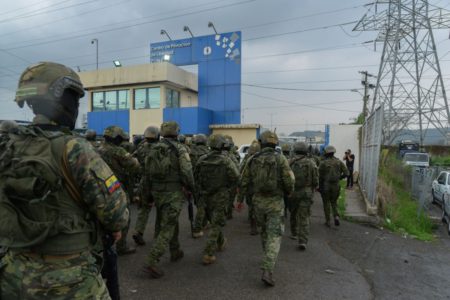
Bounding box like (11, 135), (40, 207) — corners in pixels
(354, 0), (450, 145)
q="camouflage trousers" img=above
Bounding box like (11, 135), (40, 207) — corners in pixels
(116, 194), (131, 252)
(245, 192), (255, 221)
(193, 196), (208, 233)
(203, 190), (228, 256)
(146, 190), (184, 266)
(253, 194), (285, 272)
(0, 251), (110, 300)
(320, 184), (340, 223)
(289, 189), (314, 243)
(134, 191), (154, 236)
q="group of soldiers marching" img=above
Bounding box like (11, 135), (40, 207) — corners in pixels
(0, 61), (349, 299)
(83, 120), (349, 289)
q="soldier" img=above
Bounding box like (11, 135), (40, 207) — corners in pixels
(99, 126), (140, 255)
(281, 143), (291, 158)
(120, 132), (135, 153)
(195, 134), (239, 264)
(289, 142), (319, 250)
(85, 129), (100, 149)
(319, 145), (349, 227)
(240, 131), (295, 287)
(223, 135), (240, 219)
(178, 134), (191, 154)
(132, 126), (160, 246)
(237, 140), (261, 235)
(190, 134), (211, 238)
(0, 62), (129, 299)
(142, 121), (194, 278)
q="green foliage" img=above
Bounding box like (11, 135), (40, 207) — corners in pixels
(379, 153), (434, 241)
(338, 181), (347, 218)
(430, 156), (450, 166)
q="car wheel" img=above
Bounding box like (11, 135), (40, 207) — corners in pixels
(432, 189), (437, 204)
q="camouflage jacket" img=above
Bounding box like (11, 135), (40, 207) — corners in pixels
(240, 147), (295, 198)
(98, 141), (140, 189)
(189, 144), (209, 169)
(120, 141), (135, 153)
(289, 154), (319, 190)
(319, 156), (349, 187)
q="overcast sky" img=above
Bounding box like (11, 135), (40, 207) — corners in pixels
(1, 0), (449, 134)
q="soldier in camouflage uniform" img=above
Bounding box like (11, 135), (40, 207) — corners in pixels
(120, 132), (135, 154)
(190, 134), (211, 238)
(142, 121), (194, 278)
(194, 134), (239, 264)
(281, 143), (292, 218)
(319, 145), (349, 227)
(178, 134), (191, 154)
(223, 135), (240, 219)
(99, 126), (140, 255)
(281, 143), (291, 158)
(0, 62), (129, 299)
(85, 129), (100, 150)
(237, 141), (261, 235)
(289, 142), (318, 250)
(132, 126), (160, 246)
(240, 131), (295, 287)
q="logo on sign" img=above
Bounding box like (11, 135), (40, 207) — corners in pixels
(203, 46), (212, 56)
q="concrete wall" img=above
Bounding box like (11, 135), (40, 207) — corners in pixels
(328, 124), (361, 171)
(210, 125), (260, 147)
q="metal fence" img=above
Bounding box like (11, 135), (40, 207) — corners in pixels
(411, 166), (449, 214)
(359, 105), (384, 207)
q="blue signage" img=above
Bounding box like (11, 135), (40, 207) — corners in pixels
(150, 31), (242, 132)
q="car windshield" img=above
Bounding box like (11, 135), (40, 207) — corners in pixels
(403, 153), (429, 162)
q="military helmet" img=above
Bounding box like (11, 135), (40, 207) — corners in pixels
(160, 121), (180, 137)
(178, 134), (186, 143)
(248, 142), (261, 155)
(103, 126), (126, 139)
(324, 145), (336, 154)
(293, 142), (308, 154)
(85, 129), (96, 141)
(259, 130), (278, 145)
(15, 62), (84, 108)
(281, 143), (291, 153)
(208, 134), (226, 150)
(193, 134), (207, 145)
(0, 120), (18, 134)
(144, 126), (160, 139)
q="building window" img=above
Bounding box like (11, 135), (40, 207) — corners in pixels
(134, 87), (161, 109)
(166, 88), (180, 108)
(91, 90), (129, 111)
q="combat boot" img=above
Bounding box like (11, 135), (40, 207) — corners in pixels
(143, 265), (164, 279)
(298, 243), (307, 251)
(192, 231), (204, 238)
(250, 219), (258, 235)
(334, 216), (340, 226)
(202, 255), (216, 265)
(261, 270), (275, 287)
(170, 249), (184, 262)
(218, 237), (227, 252)
(132, 233), (146, 246)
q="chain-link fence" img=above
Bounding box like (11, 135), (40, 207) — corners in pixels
(359, 105), (384, 209)
(411, 167), (434, 214)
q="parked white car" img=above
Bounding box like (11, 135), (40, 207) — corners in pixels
(402, 152), (430, 168)
(432, 171), (450, 235)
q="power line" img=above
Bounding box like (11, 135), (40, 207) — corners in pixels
(0, 0), (71, 17)
(242, 83), (362, 92)
(243, 99), (361, 110)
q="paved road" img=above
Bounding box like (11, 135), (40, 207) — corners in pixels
(118, 194), (450, 300)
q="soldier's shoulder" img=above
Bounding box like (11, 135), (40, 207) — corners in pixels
(66, 136), (94, 158)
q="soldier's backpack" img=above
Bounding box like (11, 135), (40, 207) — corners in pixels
(322, 159), (341, 183)
(0, 126), (82, 248)
(196, 153), (227, 193)
(250, 151), (281, 194)
(290, 157), (313, 189)
(147, 139), (179, 180)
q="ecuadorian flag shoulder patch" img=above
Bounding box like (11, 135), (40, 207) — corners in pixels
(105, 175), (121, 194)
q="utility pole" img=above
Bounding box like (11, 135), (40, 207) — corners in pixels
(359, 71), (375, 122)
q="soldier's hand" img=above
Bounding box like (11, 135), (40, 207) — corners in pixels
(112, 231), (122, 242)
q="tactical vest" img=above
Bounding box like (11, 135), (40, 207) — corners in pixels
(249, 150), (283, 195)
(290, 155), (314, 189)
(321, 157), (342, 183)
(148, 139), (182, 190)
(196, 152), (228, 194)
(0, 126), (95, 255)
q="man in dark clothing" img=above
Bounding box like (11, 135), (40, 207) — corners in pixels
(343, 149), (355, 189)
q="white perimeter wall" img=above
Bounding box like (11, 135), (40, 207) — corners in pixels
(329, 124), (361, 171)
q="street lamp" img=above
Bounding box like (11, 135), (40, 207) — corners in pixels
(91, 38), (98, 70)
(160, 29), (172, 41)
(183, 26), (194, 38)
(163, 54), (171, 61)
(208, 21), (218, 34)
(113, 60), (122, 67)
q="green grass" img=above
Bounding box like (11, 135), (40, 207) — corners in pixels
(338, 180), (347, 218)
(430, 156), (450, 166)
(379, 156), (434, 241)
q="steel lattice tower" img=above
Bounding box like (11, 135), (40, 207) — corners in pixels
(354, 0), (450, 145)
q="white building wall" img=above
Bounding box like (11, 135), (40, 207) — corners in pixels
(329, 125), (361, 171)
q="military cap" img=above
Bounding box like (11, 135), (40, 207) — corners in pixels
(103, 126), (126, 139)
(324, 145), (336, 154)
(160, 121), (180, 137)
(208, 134), (226, 150)
(293, 142), (308, 154)
(259, 130), (278, 145)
